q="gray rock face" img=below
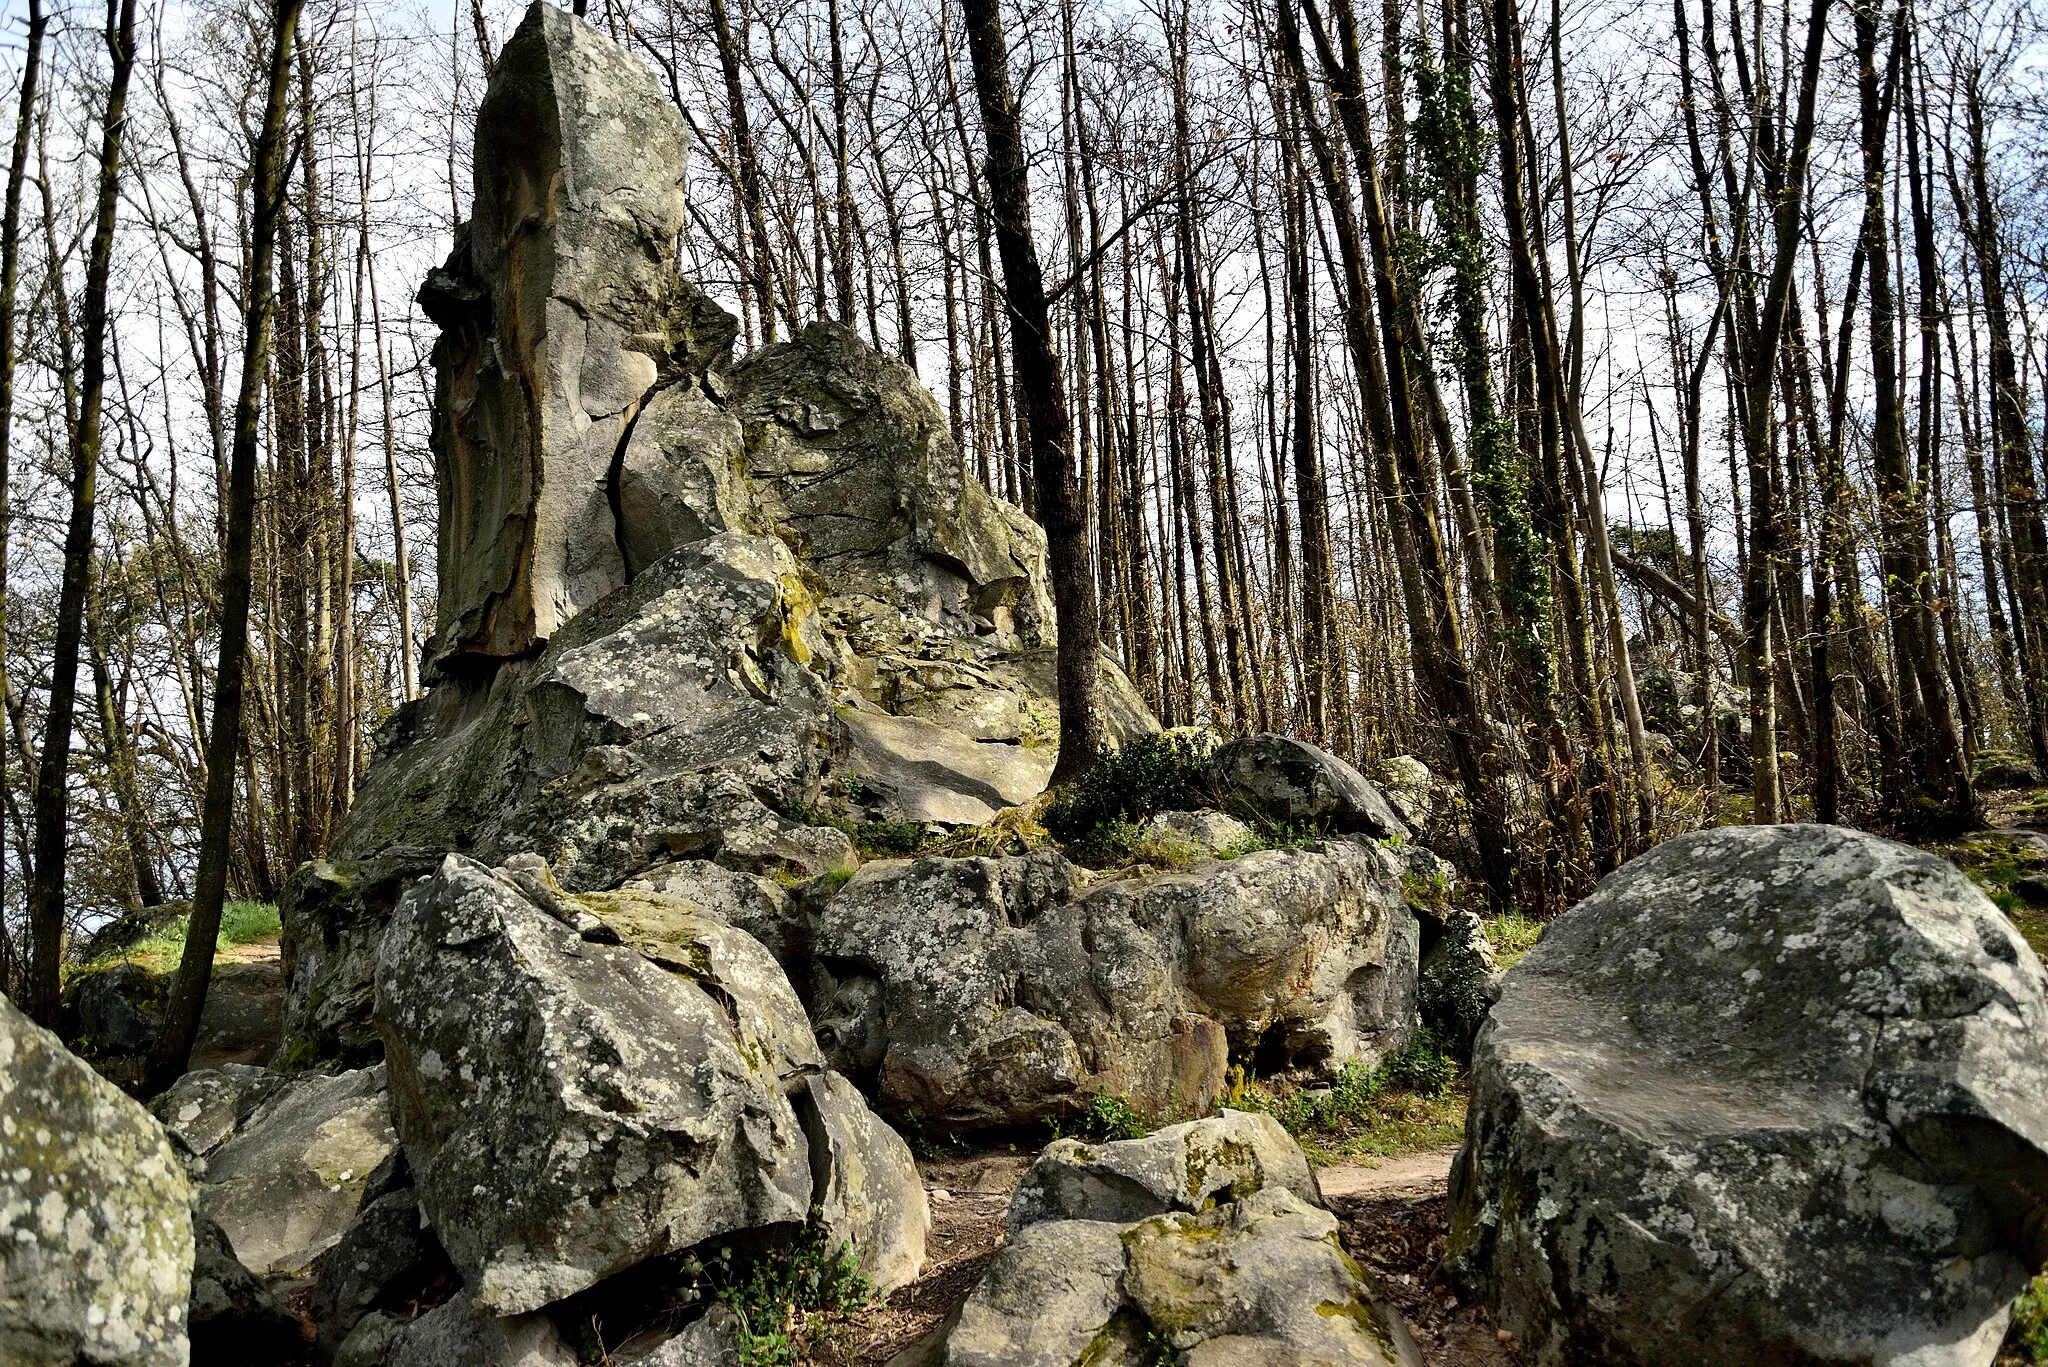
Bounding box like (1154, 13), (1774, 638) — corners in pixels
(187, 1211), (303, 1363)
(311, 1188), (455, 1348)
(421, 2), (693, 664)
(814, 841), (1417, 1130)
(1446, 824), (2048, 1367)
(0, 993), (193, 1367)
(1210, 734), (1409, 839)
(800, 1070), (928, 1294)
(374, 854), (815, 1315)
(902, 1124), (1420, 1367)
(384, 1289), (577, 1367)
(1143, 809), (1253, 857)
(196, 1064), (402, 1277)
(1006, 1110), (1319, 1235)
(150, 1061), (288, 1163)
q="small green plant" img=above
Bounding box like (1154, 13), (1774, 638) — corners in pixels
(688, 1225), (876, 1367)
(2006, 1274), (2048, 1363)
(1220, 1032), (1465, 1164)
(1064, 1092), (1152, 1142)
(1383, 1026), (1459, 1098)
(853, 817), (931, 858)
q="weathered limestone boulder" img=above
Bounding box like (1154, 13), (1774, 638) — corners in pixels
(1144, 808), (1253, 857)
(0, 993), (193, 1367)
(1446, 824), (2048, 1367)
(151, 1061), (289, 1165)
(382, 1288), (577, 1367)
(898, 1124), (1421, 1367)
(1372, 755), (1442, 833)
(195, 1065), (402, 1277)
(374, 854), (816, 1315)
(187, 1210), (304, 1364)
(1007, 1110), (1319, 1234)
(1210, 733), (1408, 838)
(622, 858), (805, 965)
(801, 1070), (929, 1294)
(276, 848), (443, 1070)
(337, 533), (844, 892)
(420, 2), (695, 664)
(813, 840), (1417, 1130)
(310, 1188), (456, 1352)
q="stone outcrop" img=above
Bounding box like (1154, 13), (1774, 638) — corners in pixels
(311, 1188), (457, 1356)
(1006, 1110), (1320, 1234)
(811, 841), (1418, 1130)
(0, 993), (193, 1367)
(373, 854), (926, 1315)
(898, 1121), (1421, 1367)
(187, 1210), (304, 1363)
(419, 2), (695, 663)
(194, 1064), (402, 1278)
(375, 854), (815, 1314)
(1209, 733), (1409, 838)
(1446, 824), (2048, 1367)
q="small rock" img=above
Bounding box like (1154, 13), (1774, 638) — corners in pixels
(1209, 733), (1410, 839)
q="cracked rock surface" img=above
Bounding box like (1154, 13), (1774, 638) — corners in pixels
(1445, 823), (2048, 1367)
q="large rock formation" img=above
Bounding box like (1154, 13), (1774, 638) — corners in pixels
(897, 1116), (1423, 1367)
(811, 841), (1419, 1130)
(0, 993), (194, 1367)
(1445, 824), (2048, 1366)
(374, 854), (925, 1314)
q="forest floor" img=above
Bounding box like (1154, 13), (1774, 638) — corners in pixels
(851, 1144), (1519, 1366)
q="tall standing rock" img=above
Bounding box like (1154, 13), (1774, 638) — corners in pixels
(1446, 825), (2048, 1366)
(419, 1), (694, 664)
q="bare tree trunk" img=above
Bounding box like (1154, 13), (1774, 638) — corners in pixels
(26, 0), (139, 1025)
(960, 0), (1105, 783)
(147, 0), (305, 1093)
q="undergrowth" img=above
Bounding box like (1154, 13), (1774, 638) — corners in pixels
(1051, 1092), (1153, 1142)
(685, 1225), (876, 1367)
(2003, 1274), (2048, 1365)
(1482, 909), (1546, 970)
(1043, 734), (1217, 849)
(82, 901), (280, 976)
(1224, 1027), (1466, 1163)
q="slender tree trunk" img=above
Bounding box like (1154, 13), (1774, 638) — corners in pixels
(960, 0), (1105, 783)
(25, 0), (140, 1025)
(146, 0), (305, 1092)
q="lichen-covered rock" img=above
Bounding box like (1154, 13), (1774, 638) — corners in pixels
(1210, 734), (1409, 839)
(622, 859), (805, 965)
(1121, 1188), (1422, 1366)
(1445, 824), (2048, 1367)
(383, 1288), (577, 1367)
(1006, 1110), (1318, 1235)
(906, 1129), (1420, 1367)
(275, 848), (442, 1070)
(1143, 809), (1253, 857)
(188, 1210), (304, 1364)
(196, 1064), (402, 1277)
(336, 532), (844, 893)
(813, 841), (1417, 1130)
(0, 992), (193, 1367)
(1372, 755), (1442, 833)
(149, 1062), (289, 1182)
(800, 1070), (928, 1294)
(421, 2), (694, 664)
(374, 854), (814, 1315)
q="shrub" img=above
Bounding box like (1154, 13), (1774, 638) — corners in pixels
(1043, 734), (1215, 849)
(2008, 1274), (2048, 1363)
(1383, 1026), (1459, 1098)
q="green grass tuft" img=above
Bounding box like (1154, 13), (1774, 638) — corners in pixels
(1482, 909), (1546, 970)
(1222, 1029), (1465, 1164)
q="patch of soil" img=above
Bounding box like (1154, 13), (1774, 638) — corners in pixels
(1327, 1162), (1522, 1367)
(855, 1152), (1031, 1363)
